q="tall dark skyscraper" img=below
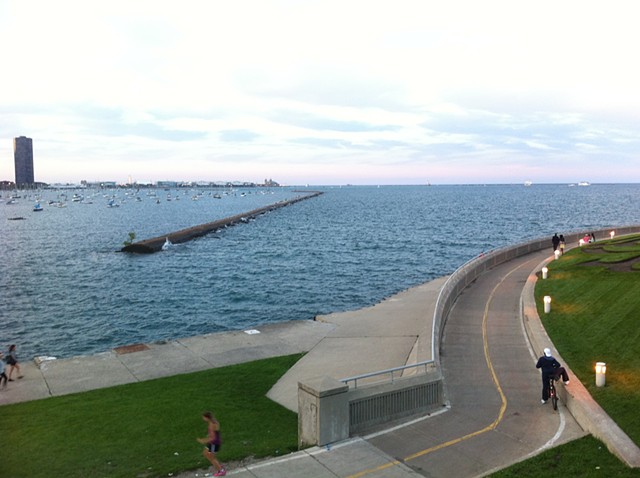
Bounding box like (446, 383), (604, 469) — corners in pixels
(14, 136), (34, 187)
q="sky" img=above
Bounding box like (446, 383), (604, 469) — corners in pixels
(1, 0), (639, 186)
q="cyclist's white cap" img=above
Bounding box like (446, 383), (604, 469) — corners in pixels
(544, 348), (552, 357)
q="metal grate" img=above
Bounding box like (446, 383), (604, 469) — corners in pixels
(349, 379), (442, 433)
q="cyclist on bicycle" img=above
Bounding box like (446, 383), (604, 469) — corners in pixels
(536, 347), (570, 404)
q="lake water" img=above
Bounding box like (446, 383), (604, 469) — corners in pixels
(2, 183), (639, 360)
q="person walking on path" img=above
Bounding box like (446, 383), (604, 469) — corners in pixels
(559, 234), (566, 255)
(536, 347), (569, 403)
(552, 233), (560, 251)
(0, 353), (8, 388)
(197, 411), (226, 476)
(6, 345), (23, 381)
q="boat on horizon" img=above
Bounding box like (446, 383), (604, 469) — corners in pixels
(578, 181), (591, 186)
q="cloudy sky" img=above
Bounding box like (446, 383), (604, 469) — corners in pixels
(1, 0), (639, 185)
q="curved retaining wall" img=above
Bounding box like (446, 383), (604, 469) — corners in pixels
(430, 225), (640, 365)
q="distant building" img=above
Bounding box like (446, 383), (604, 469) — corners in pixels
(81, 181), (116, 188)
(157, 180), (179, 188)
(0, 180), (16, 190)
(263, 178), (280, 187)
(14, 136), (34, 187)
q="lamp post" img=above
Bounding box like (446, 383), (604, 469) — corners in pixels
(542, 267), (548, 279)
(554, 250), (560, 260)
(579, 239), (585, 247)
(595, 362), (606, 387)
(610, 231), (615, 239)
(543, 296), (551, 314)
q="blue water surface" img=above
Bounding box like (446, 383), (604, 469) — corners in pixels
(1, 184), (638, 359)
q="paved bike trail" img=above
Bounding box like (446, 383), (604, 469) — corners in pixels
(365, 248), (586, 478)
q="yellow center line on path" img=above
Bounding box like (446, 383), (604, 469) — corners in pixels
(346, 260), (531, 478)
(346, 460), (402, 478)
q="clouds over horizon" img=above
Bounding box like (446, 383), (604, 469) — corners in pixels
(1, 0), (639, 185)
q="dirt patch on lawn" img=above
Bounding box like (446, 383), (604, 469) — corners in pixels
(579, 236), (640, 272)
(582, 257), (640, 272)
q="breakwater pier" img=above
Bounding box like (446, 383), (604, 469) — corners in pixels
(121, 190), (323, 253)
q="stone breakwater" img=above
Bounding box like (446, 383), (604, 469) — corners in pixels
(121, 191), (323, 253)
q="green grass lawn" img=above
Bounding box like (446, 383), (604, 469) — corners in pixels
(0, 353), (303, 478)
(495, 234), (640, 477)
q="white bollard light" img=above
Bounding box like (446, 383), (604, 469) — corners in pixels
(542, 267), (548, 279)
(554, 250), (560, 260)
(610, 231), (615, 239)
(595, 362), (607, 387)
(543, 296), (551, 313)
(579, 239), (585, 247)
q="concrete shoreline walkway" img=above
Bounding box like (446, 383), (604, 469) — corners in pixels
(267, 276), (447, 412)
(0, 319), (335, 406)
(0, 277), (445, 407)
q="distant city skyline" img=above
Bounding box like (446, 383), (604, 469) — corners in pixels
(2, 1), (639, 186)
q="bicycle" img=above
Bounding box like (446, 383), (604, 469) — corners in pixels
(548, 376), (558, 410)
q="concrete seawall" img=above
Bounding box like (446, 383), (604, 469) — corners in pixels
(121, 191), (323, 253)
(430, 225), (640, 367)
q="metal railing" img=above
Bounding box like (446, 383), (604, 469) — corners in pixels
(341, 359), (436, 389)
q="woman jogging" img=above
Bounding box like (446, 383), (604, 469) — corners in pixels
(197, 411), (226, 476)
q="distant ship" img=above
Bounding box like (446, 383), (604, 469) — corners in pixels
(578, 181), (591, 186)
(524, 181), (533, 187)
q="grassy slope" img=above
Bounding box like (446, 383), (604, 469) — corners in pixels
(495, 236), (640, 476)
(535, 238), (640, 447)
(0, 353), (302, 478)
